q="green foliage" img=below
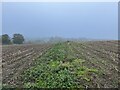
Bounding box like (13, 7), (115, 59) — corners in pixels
(2, 34), (11, 45)
(12, 34), (25, 44)
(22, 43), (99, 88)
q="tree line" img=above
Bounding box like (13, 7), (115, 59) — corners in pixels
(1, 34), (25, 45)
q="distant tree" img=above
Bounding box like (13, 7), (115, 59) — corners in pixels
(2, 34), (11, 45)
(13, 34), (25, 44)
(48, 37), (65, 43)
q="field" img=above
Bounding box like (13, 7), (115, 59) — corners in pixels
(2, 44), (52, 87)
(2, 41), (119, 88)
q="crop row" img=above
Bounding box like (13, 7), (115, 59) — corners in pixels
(21, 41), (118, 88)
(2, 44), (52, 87)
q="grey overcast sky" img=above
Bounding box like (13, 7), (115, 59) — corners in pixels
(2, 2), (118, 40)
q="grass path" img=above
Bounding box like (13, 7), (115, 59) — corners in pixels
(21, 42), (105, 88)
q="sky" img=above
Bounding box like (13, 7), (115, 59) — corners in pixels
(0, 3), (2, 35)
(2, 2), (118, 40)
(1, 0), (119, 2)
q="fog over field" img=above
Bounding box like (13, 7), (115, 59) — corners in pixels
(1, 2), (119, 89)
(2, 2), (118, 40)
